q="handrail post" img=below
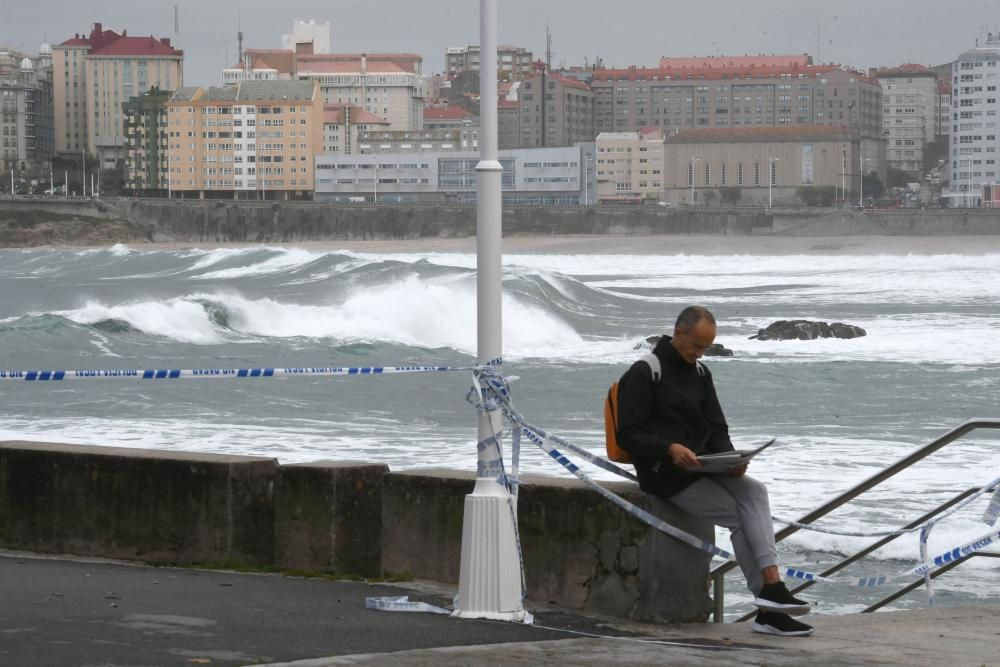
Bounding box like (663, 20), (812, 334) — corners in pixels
(713, 571), (725, 622)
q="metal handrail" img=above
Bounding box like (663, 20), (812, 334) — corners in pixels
(711, 419), (1000, 622)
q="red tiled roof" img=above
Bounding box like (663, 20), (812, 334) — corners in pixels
(57, 37), (90, 47)
(937, 79), (953, 95)
(297, 60), (406, 74)
(322, 104), (389, 126)
(497, 100), (519, 109)
(659, 55), (812, 69)
(522, 70), (591, 91)
(872, 63), (937, 78)
(424, 107), (473, 120)
(91, 36), (183, 57)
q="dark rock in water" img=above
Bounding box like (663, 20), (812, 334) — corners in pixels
(749, 320), (867, 341)
(635, 335), (734, 356)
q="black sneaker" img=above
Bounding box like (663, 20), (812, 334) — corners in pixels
(752, 611), (814, 637)
(753, 581), (811, 615)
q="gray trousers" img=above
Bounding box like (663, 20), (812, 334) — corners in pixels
(669, 474), (778, 595)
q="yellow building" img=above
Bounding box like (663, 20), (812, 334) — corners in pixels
(53, 23), (183, 167)
(167, 81), (323, 200)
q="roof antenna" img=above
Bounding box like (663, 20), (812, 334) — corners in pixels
(174, 4), (179, 43)
(237, 7), (244, 62)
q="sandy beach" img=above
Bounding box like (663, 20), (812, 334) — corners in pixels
(75, 234), (1000, 255)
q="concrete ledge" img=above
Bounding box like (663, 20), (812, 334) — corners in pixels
(0, 441), (277, 565)
(381, 469), (715, 623)
(276, 460), (389, 576)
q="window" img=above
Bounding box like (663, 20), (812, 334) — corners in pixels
(737, 161), (744, 185)
(753, 161), (760, 186)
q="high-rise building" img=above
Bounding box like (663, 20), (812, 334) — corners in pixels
(166, 81), (322, 200)
(873, 64), (938, 176)
(52, 23), (183, 167)
(123, 87), (172, 196)
(446, 45), (533, 81)
(296, 54), (425, 131)
(948, 33), (1000, 205)
(591, 55), (882, 141)
(0, 44), (54, 181)
(510, 67), (595, 148)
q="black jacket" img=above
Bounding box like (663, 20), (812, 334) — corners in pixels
(616, 335), (733, 497)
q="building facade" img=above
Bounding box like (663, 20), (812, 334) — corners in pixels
(948, 34), (1000, 206)
(0, 45), (54, 181)
(357, 129), (469, 154)
(661, 126), (884, 207)
(445, 45), (533, 80)
(123, 87), (171, 195)
(53, 23), (183, 166)
(167, 81), (322, 200)
(296, 54), (424, 131)
(591, 57), (882, 142)
(315, 143), (589, 204)
(423, 106), (479, 150)
(323, 103), (389, 154)
(512, 70), (595, 148)
(595, 129), (665, 203)
(280, 20), (331, 55)
(874, 65), (938, 175)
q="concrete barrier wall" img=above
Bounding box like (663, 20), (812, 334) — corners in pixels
(380, 469), (714, 623)
(3, 198), (1000, 246)
(0, 441), (715, 623)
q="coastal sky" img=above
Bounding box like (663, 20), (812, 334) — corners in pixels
(2, 0), (998, 85)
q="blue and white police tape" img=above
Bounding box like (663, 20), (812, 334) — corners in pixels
(364, 596), (450, 615)
(0, 365), (472, 382)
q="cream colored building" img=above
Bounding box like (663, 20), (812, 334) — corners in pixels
(595, 129), (665, 203)
(167, 81), (322, 200)
(661, 126), (885, 207)
(322, 103), (389, 154)
(874, 65), (938, 175)
(53, 23), (182, 166)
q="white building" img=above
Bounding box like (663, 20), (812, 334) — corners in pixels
(281, 20), (331, 55)
(875, 65), (938, 176)
(315, 144), (591, 204)
(595, 129), (665, 203)
(949, 33), (1000, 206)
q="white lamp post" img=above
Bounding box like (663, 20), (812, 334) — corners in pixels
(689, 156), (700, 205)
(859, 156), (872, 208)
(454, 0), (528, 623)
(768, 156), (780, 209)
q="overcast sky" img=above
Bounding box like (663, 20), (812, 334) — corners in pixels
(3, 0), (998, 85)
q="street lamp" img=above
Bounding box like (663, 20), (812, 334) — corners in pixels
(584, 153), (593, 206)
(689, 156), (700, 205)
(859, 156), (872, 208)
(965, 157), (974, 208)
(768, 156), (780, 209)
(373, 162), (378, 204)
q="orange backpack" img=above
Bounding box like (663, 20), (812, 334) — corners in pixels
(604, 353), (661, 463)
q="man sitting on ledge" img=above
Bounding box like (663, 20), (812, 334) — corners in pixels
(616, 305), (813, 637)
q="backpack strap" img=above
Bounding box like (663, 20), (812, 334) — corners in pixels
(640, 353), (661, 381)
(695, 360), (706, 376)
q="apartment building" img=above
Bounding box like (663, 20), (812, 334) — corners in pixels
(53, 23), (183, 166)
(661, 126), (883, 207)
(511, 69), (595, 148)
(948, 33), (1000, 205)
(591, 56), (882, 141)
(357, 129), (469, 154)
(315, 143), (590, 204)
(0, 45), (54, 176)
(446, 45), (533, 81)
(595, 129), (665, 203)
(123, 87), (171, 195)
(280, 20), (331, 55)
(423, 107), (479, 150)
(874, 64), (938, 175)
(296, 54), (424, 131)
(167, 81), (322, 200)
(223, 49), (296, 85)
(323, 103), (389, 154)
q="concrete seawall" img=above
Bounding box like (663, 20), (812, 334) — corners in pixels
(2, 198), (999, 246)
(0, 441), (715, 623)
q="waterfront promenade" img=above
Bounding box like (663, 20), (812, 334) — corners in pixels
(3, 551), (997, 667)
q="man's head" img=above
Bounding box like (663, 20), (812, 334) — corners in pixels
(671, 306), (717, 364)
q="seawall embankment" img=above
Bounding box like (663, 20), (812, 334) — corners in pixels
(1, 198), (999, 246)
(0, 441), (715, 623)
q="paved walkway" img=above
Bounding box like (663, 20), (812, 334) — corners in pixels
(2, 552), (997, 667)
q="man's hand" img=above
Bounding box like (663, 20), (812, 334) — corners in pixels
(728, 462), (749, 477)
(667, 443), (700, 467)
